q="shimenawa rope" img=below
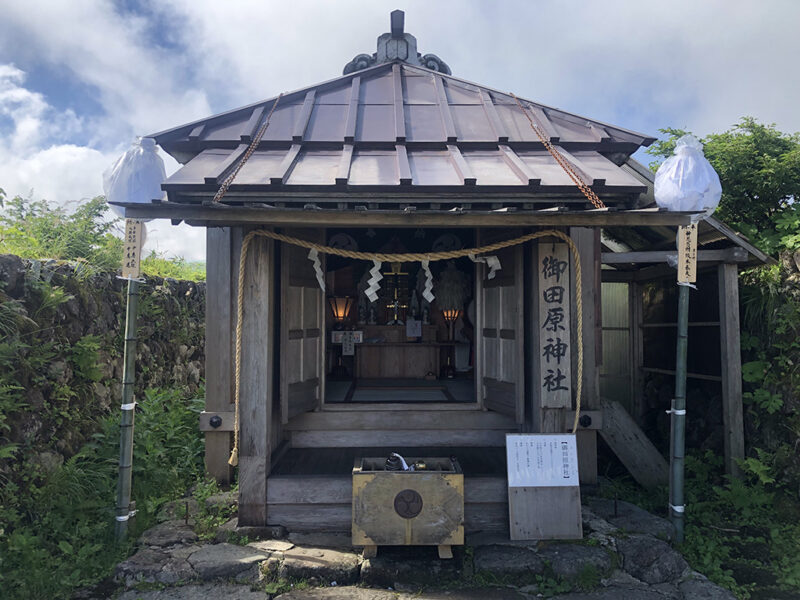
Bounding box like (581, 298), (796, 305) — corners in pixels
(228, 229), (585, 466)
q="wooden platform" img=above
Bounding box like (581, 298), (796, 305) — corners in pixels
(268, 447), (509, 534)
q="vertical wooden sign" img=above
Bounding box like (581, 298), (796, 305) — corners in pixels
(677, 223), (698, 284)
(122, 219), (143, 279)
(538, 242), (572, 408)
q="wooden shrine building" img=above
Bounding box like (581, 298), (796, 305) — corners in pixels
(115, 12), (769, 532)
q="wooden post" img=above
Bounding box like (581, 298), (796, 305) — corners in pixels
(238, 234), (274, 526)
(629, 282), (645, 421)
(570, 227), (599, 485)
(205, 228), (233, 484)
(718, 263), (744, 478)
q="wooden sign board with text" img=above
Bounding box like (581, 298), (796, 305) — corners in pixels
(506, 434), (582, 540)
(677, 223), (698, 284)
(538, 242), (572, 408)
(122, 219), (144, 279)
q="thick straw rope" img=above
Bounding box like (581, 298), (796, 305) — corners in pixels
(228, 229), (585, 466)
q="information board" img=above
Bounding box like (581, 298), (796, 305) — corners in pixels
(122, 219), (144, 279)
(506, 433), (579, 488)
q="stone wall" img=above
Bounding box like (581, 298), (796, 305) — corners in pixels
(0, 254), (205, 463)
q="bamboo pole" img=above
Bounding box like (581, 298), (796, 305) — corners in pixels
(115, 278), (140, 541)
(669, 283), (690, 543)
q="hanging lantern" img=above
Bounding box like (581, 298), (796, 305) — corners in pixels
(328, 296), (353, 327)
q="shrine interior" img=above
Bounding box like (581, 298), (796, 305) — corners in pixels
(323, 228), (477, 405)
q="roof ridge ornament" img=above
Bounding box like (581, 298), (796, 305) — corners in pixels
(343, 10), (451, 75)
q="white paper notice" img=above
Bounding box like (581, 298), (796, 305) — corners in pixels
(506, 434), (579, 488)
(406, 318), (422, 338)
(342, 331), (355, 356)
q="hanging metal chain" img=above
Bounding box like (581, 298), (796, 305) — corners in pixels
(510, 93), (606, 210)
(212, 93), (283, 203)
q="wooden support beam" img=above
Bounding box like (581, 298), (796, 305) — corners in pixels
(204, 228), (233, 483)
(571, 227), (600, 485)
(630, 282), (644, 421)
(238, 233), (274, 526)
(344, 76), (360, 143)
(188, 123), (205, 142)
(122, 203), (697, 228)
(599, 399), (669, 489)
(602, 247), (749, 264)
(718, 263), (745, 477)
(292, 90), (316, 142)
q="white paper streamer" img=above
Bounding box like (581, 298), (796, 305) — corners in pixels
(365, 260), (383, 302)
(308, 248), (325, 292)
(469, 254), (502, 280)
(421, 259), (435, 302)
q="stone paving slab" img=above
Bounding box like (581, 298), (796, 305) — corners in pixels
(117, 583), (269, 600)
(187, 543), (268, 580)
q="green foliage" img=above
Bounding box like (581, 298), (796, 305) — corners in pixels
(647, 119), (800, 253)
(0, 386), (205, 600)
(141, 250), (205, 281)
(191, 478), (238, 540)
(0, 194), (123, 270)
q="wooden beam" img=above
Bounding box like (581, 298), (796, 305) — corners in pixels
(718, 263), (745, 477)
(292, 90), (316, 142)
(204, 228), (233, 483)
(392, 63), (406, 142)
(121, 204), (697, 228)
(344, 76), (360, 143)
(188, 123), (205, 142)
(602, 248), (749, 264)
(238, 233), (274, 526)
(630, 282), (644, 421)
(599, 399), (668, 489)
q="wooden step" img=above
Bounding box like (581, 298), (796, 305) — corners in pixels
(285, 410), (517, 431)
(290, 428), (509, 448)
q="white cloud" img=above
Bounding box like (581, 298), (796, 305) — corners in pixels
(1, 0), (799, 264)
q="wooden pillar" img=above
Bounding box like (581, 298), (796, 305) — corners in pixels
(718, 263), (744, 477)
(570, 227), (600, 484)
(238, 234), (275, 526)
(629, 282), (645, 421)
(204, 228), (233, 484)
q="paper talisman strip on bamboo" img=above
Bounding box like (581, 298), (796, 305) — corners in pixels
(677, 223), (698, 284)
(538, 242), (572, 408)
(122, 219), (144, 279)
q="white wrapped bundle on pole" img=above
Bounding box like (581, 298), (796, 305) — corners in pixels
(103, 137), (166, 217)
(654, 134), (721, 217)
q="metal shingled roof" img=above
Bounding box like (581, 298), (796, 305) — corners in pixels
(150, 62), (655, 207)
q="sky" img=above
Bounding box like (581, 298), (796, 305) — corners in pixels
(1, 0), (799, 262)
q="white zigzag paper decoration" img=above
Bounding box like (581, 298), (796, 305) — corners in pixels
(308, 248), (325, 292)
(469, 254), (502, 279)
(365, 260), (383, 302)
(421, 259), (435, 302)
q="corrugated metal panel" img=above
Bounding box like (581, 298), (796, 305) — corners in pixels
(234, 150), (288, 185)
(286, 151), (339, 185)
(356, 104), (395, 141)
(163, 149), (230, 184)
(261, 104), (303, 141)
(462, 151), (524, 186)
(404, 105), (445, 141)
(403, 73), (438, 104)
(348, 150), (399, 186)
(359, 72), (394, 104)
(305, 104), (347, 141)
(442, 79), (482, 104)
(572, 152), (644, 187)
(517, 151), (575, 186)
(451, 104), (495, 141)
(408, 150), (461, 185)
